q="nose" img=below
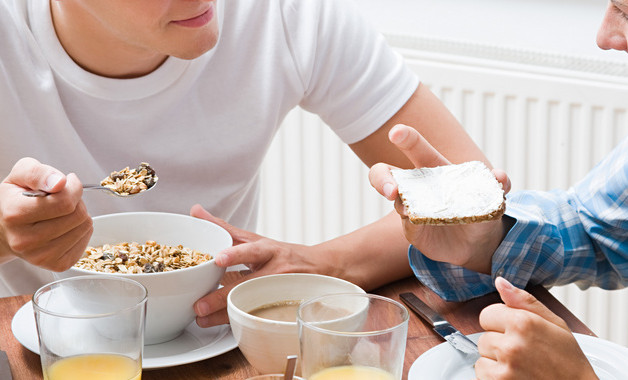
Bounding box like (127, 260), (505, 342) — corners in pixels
(597, 5), (628, 52)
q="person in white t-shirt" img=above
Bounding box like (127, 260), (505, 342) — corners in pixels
(0, 0), (490, 323)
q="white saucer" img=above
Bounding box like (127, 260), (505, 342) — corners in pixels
(408, 332), (628, 380)
(11, 301), (237, 369)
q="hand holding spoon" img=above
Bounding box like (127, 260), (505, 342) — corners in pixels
(22, 162), (158, 198)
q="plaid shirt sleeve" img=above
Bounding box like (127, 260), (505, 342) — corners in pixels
(409, 137), (628, 301)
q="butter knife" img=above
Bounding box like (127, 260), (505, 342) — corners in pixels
(400, 292), (479, 358)
(0, 350), (13, 380)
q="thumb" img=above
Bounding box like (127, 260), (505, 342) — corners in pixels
(189, 204), (262, 245)
(495, 276), (568, 330)
(8, 157), (66, 193)
(388, 124), (451, 169)
(491, 169), (511, 195)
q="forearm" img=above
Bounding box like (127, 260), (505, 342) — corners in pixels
(314, 211), (413, 291)
(350, 84), (491, 170)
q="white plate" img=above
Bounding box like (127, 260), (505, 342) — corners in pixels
(408, 332), (628, 380)
(11, 301), (237, 369)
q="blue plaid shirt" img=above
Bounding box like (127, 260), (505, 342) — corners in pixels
(409, 136), (628, 301)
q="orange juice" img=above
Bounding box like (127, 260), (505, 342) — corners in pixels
(44, 353), (141, 380)
(309, 365), (395, 380)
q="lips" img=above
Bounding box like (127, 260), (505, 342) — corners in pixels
(172, 4), (214, 28)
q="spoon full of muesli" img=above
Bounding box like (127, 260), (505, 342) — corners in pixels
(22, 162), (158, 198)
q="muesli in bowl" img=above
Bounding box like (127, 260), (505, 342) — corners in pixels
(57, 212), (232, 345)
(75, 241), (212, 274)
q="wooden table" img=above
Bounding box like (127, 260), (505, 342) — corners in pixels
(0, 272), (594, 380)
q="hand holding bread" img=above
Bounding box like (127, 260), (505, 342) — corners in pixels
(369, 124), (512, 274)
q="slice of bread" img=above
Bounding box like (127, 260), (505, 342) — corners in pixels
(391, 161), (505, 225)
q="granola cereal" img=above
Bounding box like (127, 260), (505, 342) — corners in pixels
(74, 241), (212, 274)
(100, 162), (158, 196)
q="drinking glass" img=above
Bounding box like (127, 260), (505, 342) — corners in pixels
(33, 275), (147, 380)
(297, 293), (409, 380)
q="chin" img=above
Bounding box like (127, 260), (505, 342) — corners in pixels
(170, 27), (219, 60)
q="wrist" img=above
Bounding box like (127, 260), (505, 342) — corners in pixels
(461, 215), (516, 275)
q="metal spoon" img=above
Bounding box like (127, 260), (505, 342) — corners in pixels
(22, 163), (158, 198)
(283, 355), (297, 380)
(22, 182), (157, 198)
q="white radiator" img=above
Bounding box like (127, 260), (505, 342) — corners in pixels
(258, 34), (628, 347)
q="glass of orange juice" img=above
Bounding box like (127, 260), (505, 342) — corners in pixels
(297, 293), (409, 380)
(33, 275), (147, 380)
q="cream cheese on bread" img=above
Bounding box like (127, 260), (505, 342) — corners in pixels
(391, 161), (505, 225)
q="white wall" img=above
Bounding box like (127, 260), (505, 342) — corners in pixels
(357, 0), (625, 61)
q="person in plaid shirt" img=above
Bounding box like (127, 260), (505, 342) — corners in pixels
(369, 3), (628, 378)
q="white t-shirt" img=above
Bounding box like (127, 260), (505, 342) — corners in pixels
(0, 0), (418, 297)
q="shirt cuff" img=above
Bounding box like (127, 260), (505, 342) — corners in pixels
(408, 205), (548, 301)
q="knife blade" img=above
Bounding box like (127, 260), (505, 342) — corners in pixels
(400, 292), (479, 358)
(0, 350), (13, 380)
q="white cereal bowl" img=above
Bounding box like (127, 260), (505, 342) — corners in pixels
(56, 212), (232, 345)
(227, 273), (366, 375)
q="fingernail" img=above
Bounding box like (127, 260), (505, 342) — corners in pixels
(44, 173), (63, 191)
(389, 125), (409, 144)
(196, 316), (210, 328)
(496, 276), (514, 291)
(214, 253), (229, 266)
(383, 183), (395, 199)
(195, 301), (210, 317)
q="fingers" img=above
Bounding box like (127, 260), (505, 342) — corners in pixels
(196, 309), (230, 327)
(368, 163), (399, 200)
(478, 303), (512, 334)
(388, 124), (451, 169)
(194, 239), (313, 327)
(474, 357), (511, 380)
(192, 233), (280, 327)
(28, 217), (94, 271)
(190, 204), (261, 245)
(494, 277), (568, 330)
(213, 240), (277, 271)
(492, 169), (512, 195)
(1, 165), (92, 268)
(477, 331), (503, 361)
(12, 173), (85, 223)
(7, 157), (67, 194)
(195, 282), (233, 327)
(474, 355), (503, 379)
(195, 267), (271, 327)
(4, 188), (93, 270)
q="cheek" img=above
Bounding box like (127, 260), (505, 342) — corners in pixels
(94, 0), (170, 40)
(109, 14), (171, 49)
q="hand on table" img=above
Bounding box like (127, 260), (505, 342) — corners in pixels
(0, 157), (92, 270)
(475, 277), (597, 380)
(368, 124), (512, 274)
(189, 204), (334, 327)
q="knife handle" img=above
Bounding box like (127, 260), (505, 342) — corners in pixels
(400, 292), (446, 327)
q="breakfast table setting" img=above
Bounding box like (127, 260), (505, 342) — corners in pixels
(1, 164), (626, 379)
(0, 270), (602, 380)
